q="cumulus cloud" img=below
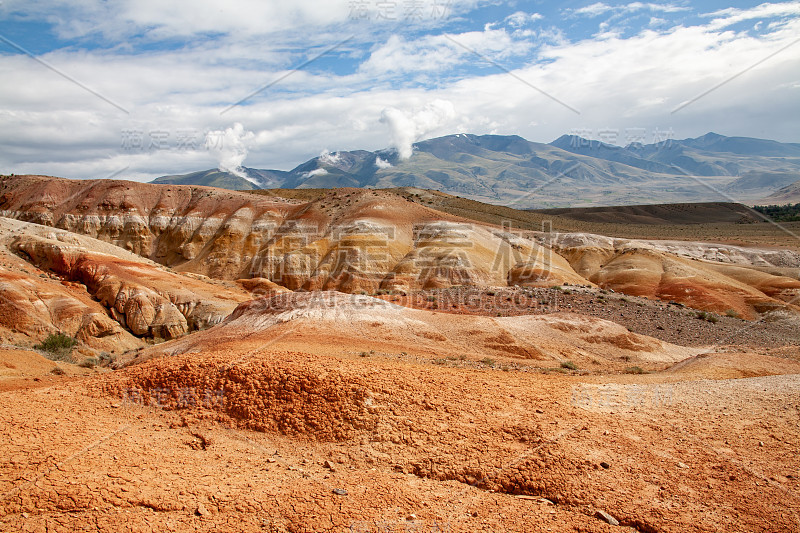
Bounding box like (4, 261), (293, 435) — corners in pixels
(319, 150), (342, 165)
(375, 156), (392, 169)
(301, 167), (329, 179)
(204, 123), (255, 179)
(1, 1), (799, 182)
(380, 100), (456, 160)
(505, 11), (543, 28)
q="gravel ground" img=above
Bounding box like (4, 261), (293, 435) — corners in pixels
(378, 286), (800, 349)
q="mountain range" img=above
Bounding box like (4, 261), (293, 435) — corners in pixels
(152, 132), (800, 208)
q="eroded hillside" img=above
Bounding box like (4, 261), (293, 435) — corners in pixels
(2, 174), (800, 322)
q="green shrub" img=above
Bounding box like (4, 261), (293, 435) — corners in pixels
(625, 366), (645, 374)
(480, 357), (495, 366)
(34, 333), (77, 361)
(561, 361), (577, 370)
(725, 309), (740, 319)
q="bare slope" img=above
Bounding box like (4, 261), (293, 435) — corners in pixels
(3, 175), (800, 319)
(0, 217), (251, 353)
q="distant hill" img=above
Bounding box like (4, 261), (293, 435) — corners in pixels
(761, 180), (800, 205)
(532, 202), (760, 225)
(153, 132), (800, 208)
(151, 167), (290, 190)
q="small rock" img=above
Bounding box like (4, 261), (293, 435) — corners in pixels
(406, 514), (417, 521)
(323, 460), (336, 471)
(600, 462), (610, 469)
(515, 495), (537, 501)
(535, 408), (544, 414)
(759, 441), (764, 447)
(266, 458), (276, 463)
(22, 513), (29, 519)
(196, 503), (210, 517)
(595, 509), (619, 526)
(677, 462), (688, 469)
(332, 488), (348, 496)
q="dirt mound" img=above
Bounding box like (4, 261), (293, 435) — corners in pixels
(121, 291), (699, 372)
(555, 240), (800, 319)
(100, 353), (377, 441)
(665, 351), (800, 379)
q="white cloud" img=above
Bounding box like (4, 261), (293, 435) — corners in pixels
(319, 150), (343, 165)
(571, 2), (689, 17)
(0, 1), (798, 183)
(358, 28), (534, 76)
(375, 156), (392, 169)
(705, 1), (800, 30)
(505, 11), (543, 27)
(302, 167), (329, 179)
(204, 123), (255, 179)
(573, 3), (613, 17)
(380, 99), (457, 159)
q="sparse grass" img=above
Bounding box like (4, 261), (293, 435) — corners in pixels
(560, 360), (578, 370)
(695, 311), (719, 323)
(34, 333), (77, 361)
(725, 309), (740, 319)
(625, 366), (647, 374)
(480, 357), (495, 366)
(79, 357), (99, 368)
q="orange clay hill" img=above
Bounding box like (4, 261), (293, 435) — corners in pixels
(1, 174), (800, 533)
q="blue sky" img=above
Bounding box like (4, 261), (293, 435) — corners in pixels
(0, 1), (798, 179)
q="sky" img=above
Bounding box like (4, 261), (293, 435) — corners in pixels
(0, 0), (798, 180)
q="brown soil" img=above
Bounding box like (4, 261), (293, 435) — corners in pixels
(2, 346), (799, 532)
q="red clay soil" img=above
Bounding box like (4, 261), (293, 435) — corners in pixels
(2, 317), (799, 532)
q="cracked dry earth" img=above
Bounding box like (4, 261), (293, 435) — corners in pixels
(1, 345), (800, 532)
